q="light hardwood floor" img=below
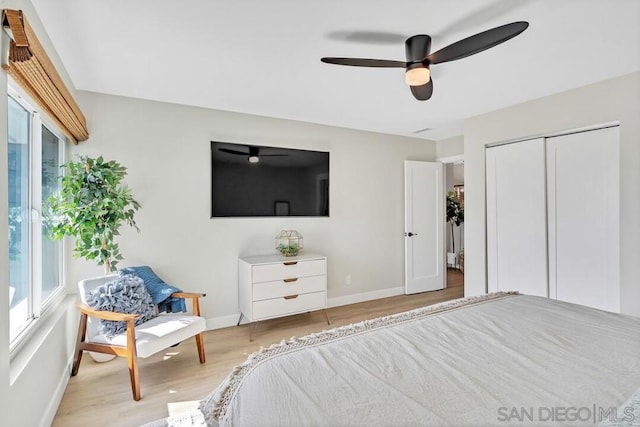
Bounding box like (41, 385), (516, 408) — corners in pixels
(53, 270), (464, 426)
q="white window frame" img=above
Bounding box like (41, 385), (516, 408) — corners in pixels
(8, 82), (66, 352)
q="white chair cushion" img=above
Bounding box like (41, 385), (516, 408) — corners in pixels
(91, 313), (206, 358)
(78, 274), (207, 360)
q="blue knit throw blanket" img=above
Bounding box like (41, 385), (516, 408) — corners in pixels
(119, 266), (186, 313)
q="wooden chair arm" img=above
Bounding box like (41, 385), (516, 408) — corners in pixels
(169, 292), (206, 316)
(77, 304), (140, 322)
(170, 292), (206, 299)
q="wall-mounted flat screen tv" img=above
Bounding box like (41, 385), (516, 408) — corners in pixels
(211, 141), (329, 217)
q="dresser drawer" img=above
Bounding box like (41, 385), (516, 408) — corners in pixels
(252, 291), (326, 320)
(252, 258), (326, 283)
(253, 275), (326, 301)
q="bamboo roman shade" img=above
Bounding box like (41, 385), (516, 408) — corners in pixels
(2, 9), (88, 143)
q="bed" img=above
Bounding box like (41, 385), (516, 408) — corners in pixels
(197, 292), (639, 426)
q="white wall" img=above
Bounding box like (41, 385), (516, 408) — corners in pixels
(0, 1), (80, 425)
(67, 91), (436, 326)
(464, 71), (640, 316)
(436, 135), (464, 159)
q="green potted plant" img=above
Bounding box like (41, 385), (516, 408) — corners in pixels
(446, 191), (464, 267)
(48, 155), (140, 274)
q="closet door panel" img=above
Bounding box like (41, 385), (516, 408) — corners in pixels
(547, 126), (620, 312)
(486, 139), (548, 296)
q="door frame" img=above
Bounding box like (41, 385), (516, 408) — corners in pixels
(436, 154), (464, 164)
(485, 122), (620, 149)
(436, 154), (464, 279)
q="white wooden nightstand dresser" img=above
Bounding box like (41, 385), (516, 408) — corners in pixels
(238, 253), (330, 340)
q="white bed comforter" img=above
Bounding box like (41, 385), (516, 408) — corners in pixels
(200, 293), (640, 426)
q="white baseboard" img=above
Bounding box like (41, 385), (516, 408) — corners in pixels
(327, 286), (405, 308)
(205, 313), (243, 330)
(41, 355), (74, 427)
(204, 286), (406, 330)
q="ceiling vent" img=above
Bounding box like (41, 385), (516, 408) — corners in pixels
(412, 127), (432, 134)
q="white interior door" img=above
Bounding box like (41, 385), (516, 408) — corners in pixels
(486, 139), (548, 296)
(547, 126), (620, 312)
(404, 161), (444, 294)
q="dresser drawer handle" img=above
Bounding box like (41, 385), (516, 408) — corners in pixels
(283, 261), (298, 266)
(283, 294), (299, 300)
(283, 278), (298, 283)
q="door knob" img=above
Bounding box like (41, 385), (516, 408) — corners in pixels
(406, 232), (418, 237)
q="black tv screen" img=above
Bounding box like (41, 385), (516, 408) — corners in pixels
(211, 142), (329, 217)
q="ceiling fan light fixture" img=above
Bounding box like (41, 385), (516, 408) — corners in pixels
(405, 66), (430, 86)
(248, 155), (259, 163)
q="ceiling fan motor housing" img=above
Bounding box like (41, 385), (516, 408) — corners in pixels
(405, 35), (431, 65)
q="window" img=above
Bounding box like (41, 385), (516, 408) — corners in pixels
(8, 87), (64, 345)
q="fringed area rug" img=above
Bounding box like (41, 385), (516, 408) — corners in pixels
(141, 409), (206, 427)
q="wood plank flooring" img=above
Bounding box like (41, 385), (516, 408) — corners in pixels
(53, 270), (464, 426)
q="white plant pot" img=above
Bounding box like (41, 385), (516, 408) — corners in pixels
(90, 352), (116, 363)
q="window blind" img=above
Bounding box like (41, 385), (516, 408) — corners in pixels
(2, 9), (88, 144)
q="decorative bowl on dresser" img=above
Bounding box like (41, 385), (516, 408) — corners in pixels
(238, 253), (330, 340)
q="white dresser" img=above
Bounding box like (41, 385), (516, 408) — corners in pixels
(238, 253), (329, 340)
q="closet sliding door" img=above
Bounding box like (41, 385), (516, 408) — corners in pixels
(546, 127), (620, 312)
(486, 138), (548, 296)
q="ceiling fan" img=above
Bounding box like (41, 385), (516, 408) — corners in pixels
(219, 146), (288, 163)
(321, 21), (529, 101)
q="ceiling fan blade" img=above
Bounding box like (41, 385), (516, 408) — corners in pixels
(427, 21), (528, 65)
(327, 31), (408, 45)
(261, 154), (288, 157)
(219, 148), (248, 156)
(321, 57), (406, 68)
(410, 79), (434, 101)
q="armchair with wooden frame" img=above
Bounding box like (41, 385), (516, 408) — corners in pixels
(71, 274), (207, 401)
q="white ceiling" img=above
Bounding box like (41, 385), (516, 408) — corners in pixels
(31, 0), (640, 140)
